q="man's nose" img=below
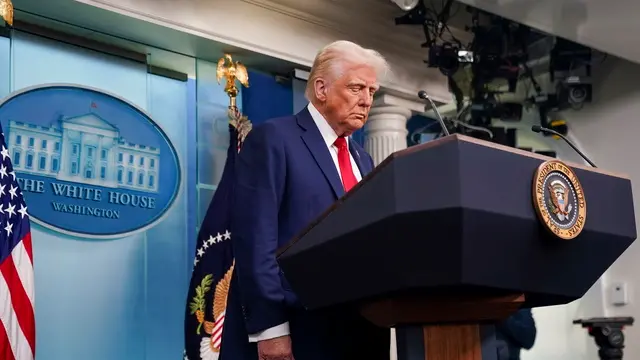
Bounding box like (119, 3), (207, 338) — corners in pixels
(360, 92), (373, 107)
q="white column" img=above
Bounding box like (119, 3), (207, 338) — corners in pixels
(364, 93), (418, 165)
(362, 93), (424, 360)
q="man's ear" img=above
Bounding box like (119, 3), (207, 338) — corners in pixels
(314, 78), (328, 102)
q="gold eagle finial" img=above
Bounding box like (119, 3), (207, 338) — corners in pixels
(0, 0), (14, 26)
(216, 54), (249, 109)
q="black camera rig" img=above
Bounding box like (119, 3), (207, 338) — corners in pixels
(574, 317), (635, 360)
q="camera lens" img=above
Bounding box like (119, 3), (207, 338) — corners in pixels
(569, 87), (587, 103)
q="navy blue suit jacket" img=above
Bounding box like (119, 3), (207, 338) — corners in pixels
(220, 108), (376, 360)
(496, 309), (537, 360)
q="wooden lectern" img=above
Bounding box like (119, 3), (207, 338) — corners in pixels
(277, 134), (637, 360)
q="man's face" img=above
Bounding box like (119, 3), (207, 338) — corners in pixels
(316, 64), (379, 136)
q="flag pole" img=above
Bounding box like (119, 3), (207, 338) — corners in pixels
(184, 55), (254, 360)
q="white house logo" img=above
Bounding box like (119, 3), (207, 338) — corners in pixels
(0, 85), (181, 239)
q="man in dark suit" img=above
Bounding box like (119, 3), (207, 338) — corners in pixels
(495, 309), (537, 360)
(220, 40), (391, 360)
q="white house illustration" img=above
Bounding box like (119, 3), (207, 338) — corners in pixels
(7, 113), (160, 193)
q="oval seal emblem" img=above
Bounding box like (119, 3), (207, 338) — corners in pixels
(532, 160), (586, 240)
(0, 84), (181, 239)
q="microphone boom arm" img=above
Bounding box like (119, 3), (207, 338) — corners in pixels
(531, 125), (597, 168)
(417, 90), (450, 136)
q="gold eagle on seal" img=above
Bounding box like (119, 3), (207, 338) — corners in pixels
(547, 180), (572, 221)
(190, 262), (235, 359)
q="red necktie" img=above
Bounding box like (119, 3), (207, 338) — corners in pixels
(334, 137), (358, 191)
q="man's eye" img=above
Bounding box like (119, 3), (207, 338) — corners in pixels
(350, 87), (361, 93)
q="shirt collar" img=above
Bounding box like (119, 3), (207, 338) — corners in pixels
(307, 103), (348, 149)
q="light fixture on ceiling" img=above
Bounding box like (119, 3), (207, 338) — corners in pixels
(0, 0), (13, 26)
(390, 0), (420, 11)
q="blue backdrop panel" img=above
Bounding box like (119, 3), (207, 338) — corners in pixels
(186, 78), (197, 275)
(144, 74), (191, 360)
(292, 78), (307, 114)
(3, 31), (192, 360)
(0, 35), (9, 97)
(242, 70), (293, 126)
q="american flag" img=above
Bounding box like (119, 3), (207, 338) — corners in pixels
(0, 131), (35, 360)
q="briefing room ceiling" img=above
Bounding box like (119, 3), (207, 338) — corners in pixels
(243, 0), (473, 59)
(11, 0), (472, 89)
(11, 0), (306, 77)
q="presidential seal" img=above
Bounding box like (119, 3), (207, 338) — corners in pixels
(532, 160), (586, 240)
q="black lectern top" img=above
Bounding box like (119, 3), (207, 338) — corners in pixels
(277, 135), (636, 310)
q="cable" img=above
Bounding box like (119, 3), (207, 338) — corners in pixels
(450, 119), (494, 138)
(409, 121), (441, 144)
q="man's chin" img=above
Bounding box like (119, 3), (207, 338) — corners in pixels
(345, 120), (365, 135)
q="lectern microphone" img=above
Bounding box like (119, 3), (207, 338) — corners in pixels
(418, 90), (450, 136)
(531, 125), (597, 168)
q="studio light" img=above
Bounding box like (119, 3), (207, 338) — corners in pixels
(390, 0), (420, 11)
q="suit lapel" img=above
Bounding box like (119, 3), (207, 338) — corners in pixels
(349, 140), (369, 177)
(298, 109), (345, 198)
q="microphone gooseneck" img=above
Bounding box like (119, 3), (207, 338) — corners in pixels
(418, 91), (450, 136)
(530, 125), (597, 168)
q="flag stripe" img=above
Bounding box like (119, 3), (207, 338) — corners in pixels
(0, 264), (33, 360)
(21, 233), (32, 265)
(1, 249), (36, 357)
(0, 320), (16, 360)
(212, 312), (225, 349)
(11, 239), (34, 306)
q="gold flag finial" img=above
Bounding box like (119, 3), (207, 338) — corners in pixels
(0, 0), (13, 26)
(216, 53), (249, 109)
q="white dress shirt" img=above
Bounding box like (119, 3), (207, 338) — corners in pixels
(248, 103), (362, 342)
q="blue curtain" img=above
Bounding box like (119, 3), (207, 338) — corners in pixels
(242, 70), (293, 125)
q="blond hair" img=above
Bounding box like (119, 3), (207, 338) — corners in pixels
(304, 41), (390, 100)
